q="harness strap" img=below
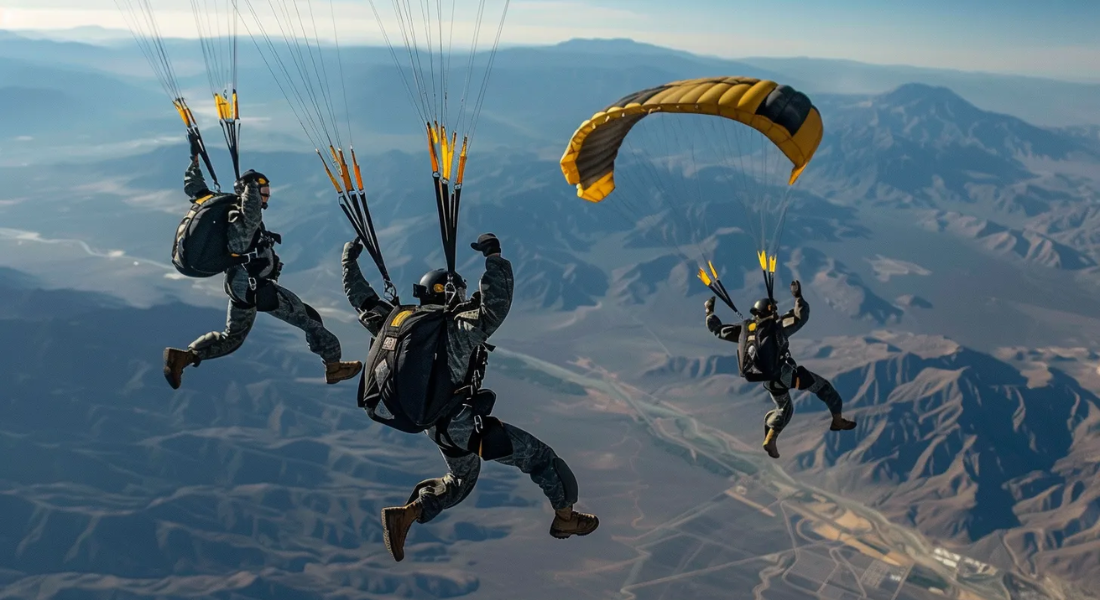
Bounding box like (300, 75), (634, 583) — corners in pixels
(431, 409), (470, 457)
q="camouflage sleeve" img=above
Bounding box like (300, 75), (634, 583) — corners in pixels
(470, 254), (513, 337)
(781, 296), (809, 337)
(706, 313), (741, 343)
(183, 158), (209, 199)
(226, 184), (263, 254)
(342, 243), (377, 308)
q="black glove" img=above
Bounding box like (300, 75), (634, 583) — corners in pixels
(470, 233), (501, 257)
(187, 130), (202, 159)
(344, 238), (363, 260)
(790, 280), (802, 298)
(705, 296), (715, 315)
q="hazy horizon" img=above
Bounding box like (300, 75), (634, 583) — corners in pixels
(2, 0), (1098, 82)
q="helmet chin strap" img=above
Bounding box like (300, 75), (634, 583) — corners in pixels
(414, 269), (466, 305)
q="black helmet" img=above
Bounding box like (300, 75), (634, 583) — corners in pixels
(750, 297), (777, 318)
(234, 169), (271, 196)
(412, 269), (466, 305)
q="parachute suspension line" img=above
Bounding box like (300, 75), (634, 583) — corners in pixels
(766, 188), (795, 262)
(453, 0), (483, 141)
(756, 125), (772, 299)
(716, 117), (763, 245)
(429, 0), (442, 123)
(229, 0), (241, 179)
(371, 0), (507, 172)
(330, 0), (354, 148)
(691, 118), (737, 312)
(298, 0), (346, 148)
(240, 1), (322, 148)
(576, 118), (663, 243)
(370, 0), (506, 300)
(300, 0), (346, 150)
(392, 0), (434, 122)
(366, 0), (428, 124)
(240, 0), (331, 152)
(190, 0), (242, 180)
(115, 0), (184, 101)
(761, 119), (797, 300)
(669, 113), (716, 264)
(613, 117), (715, 277)
(443, 0), (457, 135)
(115, 0), (223, 189)
(622, 112), (718, 279)
(686, 139), (734, 305)
(240, 0), (394, 299)
(656, 113), (710, 264)
(267, 0), (326, 139)
(464, 0), (510, 144)
(688, 115), (759, 315)
(255, 0), (348, 152)
(619, 113), (693, 254)
(713, 116), (781, 300)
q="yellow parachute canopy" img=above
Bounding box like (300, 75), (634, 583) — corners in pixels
(560, 76), (824, 203)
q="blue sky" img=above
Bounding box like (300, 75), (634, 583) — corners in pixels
(1, 0), (1097, 81)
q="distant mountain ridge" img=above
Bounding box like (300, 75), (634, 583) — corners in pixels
(641, 331), (1100, 585)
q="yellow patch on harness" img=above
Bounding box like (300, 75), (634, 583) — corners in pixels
(390, 310), (414, 327)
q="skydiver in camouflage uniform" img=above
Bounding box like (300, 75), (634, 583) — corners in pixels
(342, 233), (599, 562)
(162, 147), (362, 389)
(705, 280), (857, 459)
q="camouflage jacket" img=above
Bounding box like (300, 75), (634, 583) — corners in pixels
(705, 296), (810, 343)
(184, 159), (278, 279)
(706, 296), (810, 385)
(342, 243), (514, 387)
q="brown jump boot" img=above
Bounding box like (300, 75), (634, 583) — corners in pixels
(381, 500), (422, 562)
(325, 360), (362, 384)
(762, 428), (781, 459)
(830, 413), (857, 431)
(549, 505), (599, 539)
(163, 348), (198, 390)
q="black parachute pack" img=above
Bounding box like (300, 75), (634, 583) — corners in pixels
(737, 316), (791, 382)
(171, 193), (246, 277)
(357, 300), (491, 434)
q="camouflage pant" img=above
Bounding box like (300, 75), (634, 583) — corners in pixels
(188, 266), (342, 363)
(413, 404), (573, 523)
(762, 365), (843, 433)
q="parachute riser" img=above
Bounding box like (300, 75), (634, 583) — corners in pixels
(756, 249), (780, 302)
(697, 261), (741, 318)
(174, 98), (221, 191)
(327, 148), (396, 303)
(214, 91), (242, 181)
(191, 127), (222, 193)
